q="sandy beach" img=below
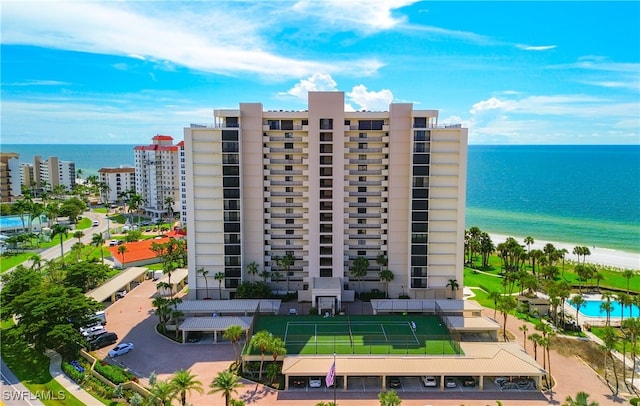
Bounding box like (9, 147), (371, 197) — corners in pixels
(489, 233), (640, 270)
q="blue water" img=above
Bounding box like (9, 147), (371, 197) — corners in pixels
(2, 144), (639, 252)
(466, 145), (640, 253)
(569, 300), (640, 319)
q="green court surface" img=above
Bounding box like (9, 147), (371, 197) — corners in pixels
(249, 314), (462, 356)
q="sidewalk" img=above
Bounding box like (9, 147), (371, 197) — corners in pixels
(45, 350), (101, 406)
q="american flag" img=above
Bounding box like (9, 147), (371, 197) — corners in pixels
(325, 360), (336, 387)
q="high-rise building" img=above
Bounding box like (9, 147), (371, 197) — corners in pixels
(20, 156), (76, 195)
(0, 152), (21, 202)
(134, 135), (181, 219)
(98, 166), (136, 204)
(183, 92), (467, 309)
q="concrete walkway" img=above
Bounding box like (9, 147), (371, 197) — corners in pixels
(45, 350), (101, 406)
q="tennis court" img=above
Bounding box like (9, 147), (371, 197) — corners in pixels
(249, 314), (462, 356)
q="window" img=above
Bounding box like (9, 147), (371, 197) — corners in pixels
(301, 119), (308, 125)
(358, 207), (366, 214)
(286, 197), (294, 204)
(223, 177), (239, 187)
(320, 224), (332, 232)
(320, 201), (333, 210)
(320, 246), (332, 255)
(414, 130), (429, 141)
(320, 235), (332, 244)
(320, 132), (333, 142)
(281, 120), (294, 130)
(358, 120), (384, 130)
(225, 117), (239, 128)
(222, 130), (238, 141)
(284, 132), (293, 138)
(286, 208), (293, 214)
(412, 200), (428, 210)
(358, 197), (366, 203)
(320, 258), (332, 266)
(320, 167), (333, 176)
(223, 166), (239, 175)
(268, 120), (280, 130)
(320, 156), (332, 164)
(413, 166), (430, 176)
(414, 117), (427, 128)
(320, 213), (332, 221)
(358, 186), (367, 193)
(285, 165), (293, 171)
(320, 118), (333, 129)
(359, 154), (367, 160)
(413, 154), (430, 164)
(320, 269), (333, 277)
(358, 165), (367, 171)
(359, 132), (367, 139)
(413, 143), (427, 153)
(359, 176), (366, 182)
(284, 142), (294, 149)
(358, 218), (366, 224)
(320, 144), (333, 153)
(286, 186), (293, 193)
(285, 176), (293, 182)
(320, 179), (332, 187)
(358, 142), (367, 150)
(222, 142), (239, 152)
(286, 218), (294, 224)
(224, 200), (240, 210)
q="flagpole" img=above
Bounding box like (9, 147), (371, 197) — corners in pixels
(333, 352), (336, 406)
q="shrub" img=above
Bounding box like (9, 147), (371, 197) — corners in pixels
(61, 361), (85, 383)
(94, 362), (135, 384)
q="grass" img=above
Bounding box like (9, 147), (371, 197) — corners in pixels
(250, 314), (460, 356)
(0, 320), (87, 406)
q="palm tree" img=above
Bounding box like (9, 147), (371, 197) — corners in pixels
(224, 325), (244, 368)
(281, 253), (295, 293)
(164, 195), (175, 225)
(50, 223), (69, 266)
(379, 269), (394, 299)
(73, 230), (84, 244)
(563, 391), (598, 406)
(622, 317), (640, 386)
(528, 333), (542, 362)
(497, 295), (517, 341)
(170, 369), (203, 406)
(569, 295), (585, 327)
(91, 233), (105, 264)
(265, 363), (280, 385)
(246, 261), (259, 283)
(117, 245), (128, 268)
(487, 290), (502, 320)
(524, 236), (534, 253)
(376, 253), (388, 274)
(351, 256), (369, 294)
(446, 279), (459, 299)
(268, 336), (286, 367)
(599, 300), (613, 326)
(197, 268), (211, 299)
(623, 269), (636, 293)
(250, 330), (273, 381)
(147, 380), (176, 406)
(378, 389), (401, 406)
(29, 254), (42, 272)
(601, 326), (619, 395)
(209, 371), (241, 406)
(214, 271), (225, 300)
(519, 324), (529, 352)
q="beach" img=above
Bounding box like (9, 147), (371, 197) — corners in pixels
(490, 233), (640, 270)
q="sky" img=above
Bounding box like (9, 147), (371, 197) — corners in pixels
(1, 1), (639, 145)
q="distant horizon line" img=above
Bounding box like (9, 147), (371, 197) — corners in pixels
(3, 143), (639, 147)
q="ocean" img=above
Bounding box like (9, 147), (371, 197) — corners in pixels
(3, 144), (639, 253)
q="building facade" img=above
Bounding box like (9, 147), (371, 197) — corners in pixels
(184, 92), (467, 309)
(0, 152), (21, 202)
(134, 135), (181, 219)
(98, 166), (136, 203)
(18, 156), (76, 195)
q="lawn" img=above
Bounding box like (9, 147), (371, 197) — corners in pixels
(0, 321), (87, 406)
(250, 314), (461, 356)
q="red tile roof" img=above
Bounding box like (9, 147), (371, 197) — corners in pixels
(153, 135), (174, 141)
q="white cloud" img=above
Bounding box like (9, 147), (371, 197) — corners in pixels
(1, 2), (381, 79)
(285, 73), (339, 100)
(516, 44), (557, 51)
(291, 0), (416, 32)
(347, 85), (394, 111)
(470, 97), (514, 114)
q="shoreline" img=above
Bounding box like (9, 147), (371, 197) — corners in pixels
(489, 233), (640, 270)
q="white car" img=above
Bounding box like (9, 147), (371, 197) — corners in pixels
(109, 240), (119, 246)
(80, 324), (105, 336)
(108, 342), (134, 357)
(92, 220), (99, 227)
(308, 377), (322, 388)
(445, 377), (457, 388)
(83, 327), (107, 338)
(115, 289), (127, 299)
(421, 376), (437, 387)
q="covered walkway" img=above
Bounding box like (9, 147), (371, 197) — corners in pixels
(86, 266), (147, 303)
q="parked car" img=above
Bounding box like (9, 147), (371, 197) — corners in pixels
(109, 240), (119, 246)
(445, 377), (457, 388)
(461, 376), (476, 387)
(92, 220), (99, 227)
(108, 342), (134, 357)
(187, 332), (202, 343)
(291, 378), (306, 387)
(387, 376), (401, 389)
(80, 324), (105, 336)
(421, 376), (437, 387)
(115, 289), (127, 299)
(88, 332), (118, 350)
(309, 377), (322, 388)
(83, 327), (107, 339)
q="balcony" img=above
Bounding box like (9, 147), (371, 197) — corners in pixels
(269, 159), (304, 165)
(349, 191), (382, 197)
(347, 223), (382, 229)
(270, 170), (304, 175)
(348, 169), (382, 176)
(349, 213), (382, 218)
(348, 148), (383, 153)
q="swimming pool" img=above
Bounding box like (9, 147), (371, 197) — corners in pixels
(568, 299), (640, 318)
(0, 215), (47, 231)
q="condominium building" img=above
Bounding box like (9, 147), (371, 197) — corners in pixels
(97, 166), (136, 203)
(0, 152), (21, 202)
(134, 135), (181, 219)
(21, 156), (76, 195)
(184, 92), (467, 310)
